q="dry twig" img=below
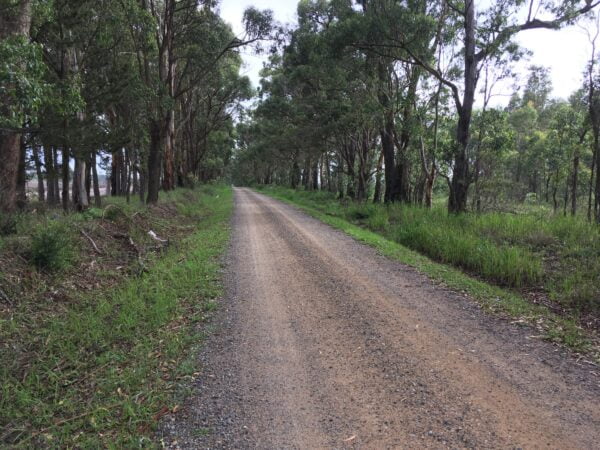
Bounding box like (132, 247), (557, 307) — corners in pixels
(80, 229), (103, 255)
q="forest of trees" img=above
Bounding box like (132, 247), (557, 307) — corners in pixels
(3, 0), (600, 221)
(0, 0), (272, 216)
(233, 0), (600, 221)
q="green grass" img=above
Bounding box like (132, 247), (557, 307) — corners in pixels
(257, 185), (598, 360)
(0, 185), (233, 447)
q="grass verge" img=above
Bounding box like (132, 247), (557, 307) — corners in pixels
(257, 186), (599, 362)
(0, 185), (233, 447)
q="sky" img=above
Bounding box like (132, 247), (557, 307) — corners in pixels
(218, 0), (597, 106)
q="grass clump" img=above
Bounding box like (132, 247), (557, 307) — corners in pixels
(29, 221), (75, 271)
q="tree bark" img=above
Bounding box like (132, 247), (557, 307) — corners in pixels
(373, 150), (384, 203)
(381, 118), (396, 203)
(311, 160), (319, 191)
(73, 157), (89, 211)
(571, 150), (579, 216)
(85, 155), (91, 201)
(449, 0), (476, 213)
(52, 147), (60, 204)
(91, 152), (101, 207)
(44, 145), (58, 205)
(62, 147), (70, 212)
(44, 145), (55, 204)
(16, 136), (27, 209)
(147, 120), (162, 204)
(0, 134), (22, 214)
(0, 0), (32, 213)
(33, 145), (45, 202)
(596, 138), (600, 223)
(588, 142), (596, 221)
(120, 149), (128, 196)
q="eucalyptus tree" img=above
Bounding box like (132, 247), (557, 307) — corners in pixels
(0, 0), (37, 213)
(357, 0), (599, 212)
(138, 1), (272, 203)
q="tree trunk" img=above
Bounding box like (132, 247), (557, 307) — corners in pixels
(563, 179), (569, 217)
(381, 119), (395, 203)
(72, 159), (78, 204)
(0, 0), (32, 213)
(132, 151), (139, 196)
(325, 154), (333, 192)
(552, 172), (559, 213)
(91, 152), (101, 207)
(449, 0), (477, 213)
(16, 136), (27, 209)
(33, 145), (45, 202)
(571, 151), (579, 216)
(44, 146), (55, 204)
(62, 147), (70, 212)
(337, 156), (345, 199)
(85, 155), (92, 201)
(126, 149), (132, 203)
(162, 111), (176, 190)
(424, 165), (436, 209)
(291, 159), (300, 189)
(373, 150), (384, 203)
(53, 147), (60, 204)
(147, 120), (162, 204)
(473, 153), (481, 213)
(596, 138), (600, 223)
(110, 151), (118, 196)
(588, 141), (596, 221)
(393, 66), (420, 203)
(319, 157), (324, 191)
(0, 133), (23, 213)
(120, 149), (128, 196)
(139, 161), (147, 203)
(73, 157), (89, 211)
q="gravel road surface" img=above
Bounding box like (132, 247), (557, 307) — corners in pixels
(159, 188), (600, 449)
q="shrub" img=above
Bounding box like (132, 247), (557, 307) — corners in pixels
(0, 214), (17, 236)
(29, 221), (74, 271)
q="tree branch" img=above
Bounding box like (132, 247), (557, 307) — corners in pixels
(477, 1), (600, 62)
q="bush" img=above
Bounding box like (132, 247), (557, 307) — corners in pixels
(0, 214), (17, 236)
(29, 221), (74, 271)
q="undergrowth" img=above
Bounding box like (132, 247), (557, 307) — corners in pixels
(0, 185), (232, 447)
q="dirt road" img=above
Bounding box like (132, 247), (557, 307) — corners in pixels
(160, 188), (600, 449)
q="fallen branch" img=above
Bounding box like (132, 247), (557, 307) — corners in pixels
(80, 229), (104, 255)
(148, 230), (168, 245)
